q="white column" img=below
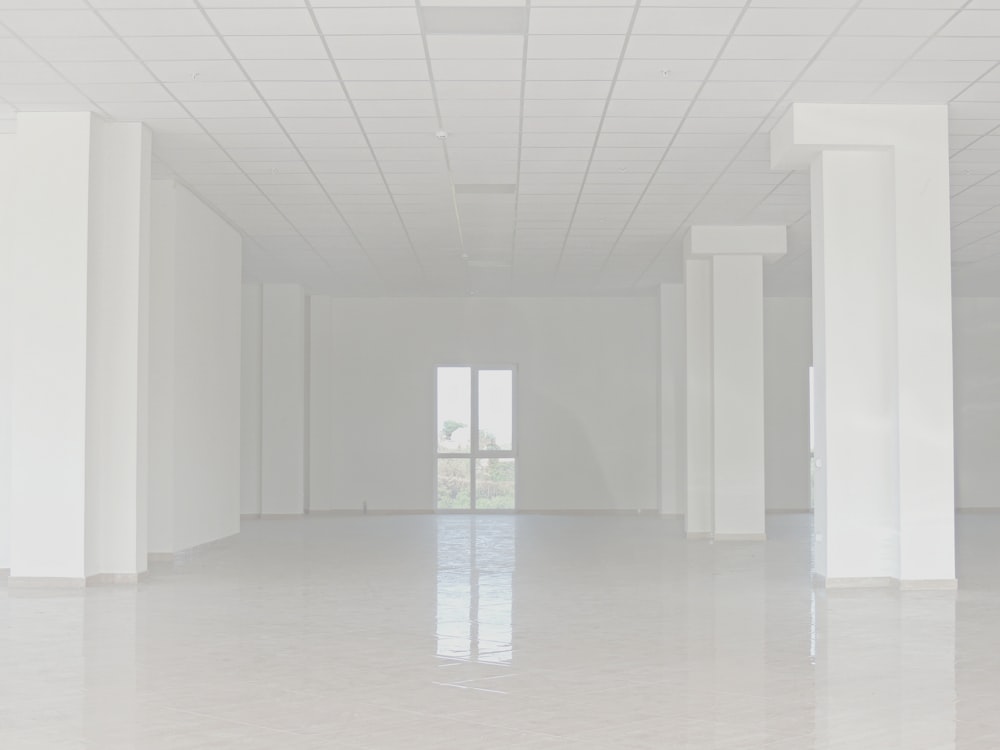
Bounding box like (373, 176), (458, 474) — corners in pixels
(309, 295), (336, 511)
(0, 133), (15, 572)
(10, 112), (150, 583)
(685, 226), (786, 540)
(772, 103), (956, 586)
(240, 283), (263, 516)
(261, 283), (306, 515)
(658, 284), (684, 516)
(684, 260), (713, 537)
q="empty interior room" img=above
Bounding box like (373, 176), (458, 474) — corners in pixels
(3, 2), (1000, 748)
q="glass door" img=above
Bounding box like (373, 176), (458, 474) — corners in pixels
(436, 366), (515, 510)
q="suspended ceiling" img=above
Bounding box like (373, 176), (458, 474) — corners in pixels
(2, 1), (1000, 296)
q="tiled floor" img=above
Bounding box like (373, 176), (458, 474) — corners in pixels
(2, 512), (1000, 749)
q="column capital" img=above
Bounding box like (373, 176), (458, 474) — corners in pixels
(684, 225), (787, 261)
(770, 102), (949, 171)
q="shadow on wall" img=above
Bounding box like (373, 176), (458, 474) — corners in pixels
(516, 380), (615, 511)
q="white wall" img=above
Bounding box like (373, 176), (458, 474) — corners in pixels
(260, 284), (306, 515)
(240, 284), (262, 516)
(764, 298), (812, 511)
(149, 180), (242, 553)
(307, 297), (661, 512)
(0, 133), (14, 570)
(953, 297), (1000, 509)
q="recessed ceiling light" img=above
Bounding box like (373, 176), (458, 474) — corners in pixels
(422, 7), (527, 35)
(435, 129), (448, 139)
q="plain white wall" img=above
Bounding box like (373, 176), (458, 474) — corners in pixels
(953, 297), (1000, 509)
(0, 133), (13, 569)
(764, 298), (812, 511)
(240, 284), (262, 516)
(149, 180), (242, 553)
(307, 296), (661, 512)
(260, 284), (306, 515)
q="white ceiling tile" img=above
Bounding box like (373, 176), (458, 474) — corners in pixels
(344, 80), (431, 99)
(618, 59), (711, 81)
(327, 34), (425, 59)
(354, 99), (436, 117)
(521, 98), (604, 117)
(0, 10), (110, 37)
(27, 37), (134, 61)
(100, 9), (215, 36)
(186, 99), (270, 117)
(338, 59), (429, 80)
(529, 7), (634, 34)
(53, 60), (154, 83)
(522, 116), (600, 132)
(699, 81), (788, 100)
(268, 99), (353, 117)
(838, 9), (954, 35)
(431, 58), (520, 80)
(78, 82), (172, 101)
(526, 59), (617, 80)
(312, 7), (420, 35)
(632, 7), (742, 35)
(0, 38), (36, 61)
(917, 37), (1000, 60)
(206, 8), (316, 35)
(257, 80), (344, 100)
(200, 116), (281, 133)
(736, 8), (848, 35)
(527, 35), (624, 59)
(226, 35), (327, 60)
(440, 98), (521, 117)
(712, 60), (807, 81)
(605, 99), (688, 117)
(435, 80), (520, 99)
(428, 35), (523, 59)
(819, 35), (923, 60)
(240, 59), (336, 81)
(147, 59), (245, 81)
(124, 35), (230, 60)
(101, 100), (189, 118)
(280, 116), (361, 133)
(895, 61), (994, 82)
(0, 62), (64, 84)
(613, 81), (701, 99)
(722, 35), (825, 59)
(802, 60), (898, 82)
(941, 9), (1000, 34)
(625, 34), (726, 59)
(525, 80), (611, 98)
(0, 82), (91, 104)
(874, 81), (969, 103)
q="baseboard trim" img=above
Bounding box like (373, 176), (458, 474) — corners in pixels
(900, 578), (958, 591)
(766, 509), (814, 514)
(815, 575), (956, 590)
(8, 576), (87, 589)
(686, 531), (712, 540)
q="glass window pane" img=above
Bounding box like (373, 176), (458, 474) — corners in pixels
(437, 367), (471, 453)
(437, 458), (471, 509)
(475, 458), (515, 510)
(477, 369), (513, 451)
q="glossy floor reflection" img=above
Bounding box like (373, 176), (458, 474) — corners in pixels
(2, 512), (1000, 749)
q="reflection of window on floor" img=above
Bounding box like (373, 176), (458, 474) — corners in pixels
(436, 366), (515, 510)
(435, 517), (514, 664)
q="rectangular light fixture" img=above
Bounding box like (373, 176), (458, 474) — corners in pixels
(421, 7), (528, 35)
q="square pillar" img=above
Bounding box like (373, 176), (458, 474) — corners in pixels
(9, 112), (150, 583)
(684, 225), (787, 540)
(772, 103), (956, 587)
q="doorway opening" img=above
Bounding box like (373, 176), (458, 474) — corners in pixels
(436, 366), (516, 511)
